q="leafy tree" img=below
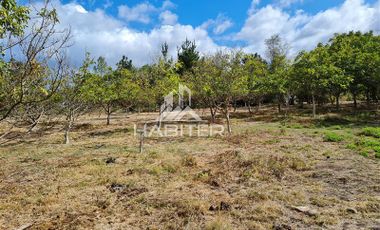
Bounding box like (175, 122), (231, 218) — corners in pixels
(176, 39), (199, 75)
(243, 53), (268, 113)
(193, 51), (246, 133)
(292, 44), (329, 117)
(83, 56), (140, 125)
(0, 0), (29, 46)
(117, 55), (133, 71)
(0, 3), (70, 125)
(59, 53), (93, 144)
(329, 31), (380, 107)
(265, 34), (290, 113)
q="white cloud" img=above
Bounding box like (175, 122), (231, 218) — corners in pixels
(161, 0), (175, 10)
(201, 14), (233, 35)
(50, 1), (222, 66)
(277, 0), (303, 8)
(237, 0), (380, 57)
(33, 0), (380, 67)
(118, 2), (157, 24)
(159, 10), (178, 25)
(117, 1), (176, 24)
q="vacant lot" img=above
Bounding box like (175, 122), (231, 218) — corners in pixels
(0, 108), (379, 229)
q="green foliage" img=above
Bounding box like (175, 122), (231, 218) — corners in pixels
(360, 150), (369, 158)
(346, 136), (380, 158)
(361, 127), (380, 138)
(328, 32), (380, 104)
(323, 132), (344, 142)
(116, 55), (133, 71)
(176, 39), (199, 75)
(0, 0), (29, 39)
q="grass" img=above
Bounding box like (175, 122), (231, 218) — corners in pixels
(361, 127), (380, 138)
(323, 132), (345, 142)
(0, 110), (379, 229)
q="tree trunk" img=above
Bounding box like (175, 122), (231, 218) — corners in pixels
(233, 100), (237, 112)
(105, 104), (112, 125)
(353, 93), (357, 109)
(312, 93), (316, 118)
(335, 94), (340, 110)
(257, 100), (261, 112)
(366, 90), (370, 105)
(106, 112), (111, 125)
(209, 105), (216, 123)
(225, 109), (231, 134)
(248, 102), (252, 114)
(64, 113), (73, 144)
(277, 95), (282, 113)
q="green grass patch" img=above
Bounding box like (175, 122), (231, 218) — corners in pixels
(361, 127), (380, 138)
(346, 137), (380, 159)
(323, 132), (344, 142)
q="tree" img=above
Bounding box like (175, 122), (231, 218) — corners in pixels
(243, 53), (268, 113)
(329, 31), (380, 107)
(176, 39), (199, 75)
(59, 53), (92, 144)
(0, 1), (70, 128)
(192, 50), (246, 133)
(0, 0), (29, 49)
(292, 45), (328, 117)
(265, 34), (289, 113)
(117, 55), (133, 71)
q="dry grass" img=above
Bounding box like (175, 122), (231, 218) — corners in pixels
(0, 110), (379, 229)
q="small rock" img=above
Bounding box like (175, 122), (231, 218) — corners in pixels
(292, 206), (318, 216)
(346, 207), (358, 214)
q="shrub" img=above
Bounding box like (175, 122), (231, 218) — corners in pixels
(323, 132), (344, 142)
(362, 127), (380, 138)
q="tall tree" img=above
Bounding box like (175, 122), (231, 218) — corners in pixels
(192, 51), (246, 133)
(329, 31), (380, 107)
(176, 39), (199, 75)
(243, 53), (268, 113)
(265, 34), (289, 113)
(117, 55), (133, 71)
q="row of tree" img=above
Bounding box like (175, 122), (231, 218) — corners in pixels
(1, 0), (380, 143)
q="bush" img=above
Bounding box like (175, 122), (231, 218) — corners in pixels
(323, 132), (344, 142)
(362, 127), (380, 138)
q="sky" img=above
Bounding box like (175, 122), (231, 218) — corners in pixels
(27, 0), (380, 66)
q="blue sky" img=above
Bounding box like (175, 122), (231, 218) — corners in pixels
(28, 0), (380, 66)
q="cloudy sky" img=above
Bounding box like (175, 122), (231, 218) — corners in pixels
(28, 0), (380, 66)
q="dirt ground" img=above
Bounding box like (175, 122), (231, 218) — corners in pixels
(0, 109), (379, 229)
